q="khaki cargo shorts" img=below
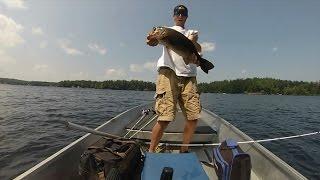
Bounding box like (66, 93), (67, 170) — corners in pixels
(154, 67), (201, 121)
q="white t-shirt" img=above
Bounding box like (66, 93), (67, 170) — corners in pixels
(157, 26), (198, 77)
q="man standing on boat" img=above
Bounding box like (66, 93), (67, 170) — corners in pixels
(146, 5), (202, 153)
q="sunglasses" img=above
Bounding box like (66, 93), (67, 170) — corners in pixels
(174, 10), (188, 17)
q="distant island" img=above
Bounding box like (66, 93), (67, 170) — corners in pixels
(0, 77), (319, 96)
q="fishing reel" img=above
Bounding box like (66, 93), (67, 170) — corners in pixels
(141, 108), (156, 115)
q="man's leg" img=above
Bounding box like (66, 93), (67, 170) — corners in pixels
(150, 68), (178, 152)
(180, 119), (198, 152)
(149, 121), (170, 152)
(179, 77), (201, 153)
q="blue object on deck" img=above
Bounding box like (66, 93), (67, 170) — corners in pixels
(226, 138), (238, 148)
(142, 152), (209, 180)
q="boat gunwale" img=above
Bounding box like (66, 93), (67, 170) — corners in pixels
(202, 108), (307, 180)
(13, 103), (147, 180)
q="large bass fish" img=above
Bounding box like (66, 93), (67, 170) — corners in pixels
(147, 26), (214, 73)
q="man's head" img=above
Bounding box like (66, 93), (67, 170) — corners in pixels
(173, 5), (188, 28)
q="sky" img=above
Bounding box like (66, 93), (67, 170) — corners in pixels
(0, 0), (319, 83)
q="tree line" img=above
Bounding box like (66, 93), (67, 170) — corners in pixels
(1, 77), (319, 95)
(57, 80), (155, 91)
(0, 78), (55, 87)
(198, 78), (320, 95)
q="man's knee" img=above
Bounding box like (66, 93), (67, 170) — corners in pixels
(157, 121), (170, 129)
(187, 119), (198, 123)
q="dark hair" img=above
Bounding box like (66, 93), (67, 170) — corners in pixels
(173, 5), (188, 17)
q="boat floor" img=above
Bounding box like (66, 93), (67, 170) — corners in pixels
(125, 110), (218, 143)
(125, 109), (260, 180)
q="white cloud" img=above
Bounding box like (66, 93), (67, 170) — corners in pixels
(0, 49), (16, 64)
(200, 42), (215, 52)
(272, 47), (278, 52)
(105, 68), (126, 80)
(241, 69), (247, 74)
(58, 39), (83, 56)
(1, 0), (27, 9)
(32, 27), (44, 35)
(32, 64), (48, 72)
(130, 64), (143, 72)
(0, 14), (24, 47)
(143, 61), (156, 71)
(69, 72), (90, 80)
(0, 66), (9, 78)
(39, 41), (47, 48)
(88, 43), (106, 55)
(130, 61), (156, 72)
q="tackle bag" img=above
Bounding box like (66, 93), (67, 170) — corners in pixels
(79, 138), (143, 180)
(213, 139), (251, 180)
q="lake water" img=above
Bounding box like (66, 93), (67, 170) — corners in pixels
(0, 84), (319, 179)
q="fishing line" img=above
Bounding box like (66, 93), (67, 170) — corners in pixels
(128, 114), (158, 139)
(124, 109), (151, 138)
(151, 131), (320, 147)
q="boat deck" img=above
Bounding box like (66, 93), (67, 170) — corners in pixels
(125, 109), (260, 180)
(125, 110), (218, 143)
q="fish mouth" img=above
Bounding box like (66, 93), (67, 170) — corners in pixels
(155, 27), (166, 35)
(147, 34), (156, 40)
(149, 26), (167, 40)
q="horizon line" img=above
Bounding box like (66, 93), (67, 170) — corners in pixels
(1, 77), (319, 84)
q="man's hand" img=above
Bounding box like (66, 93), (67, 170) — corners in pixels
(146, 34), (159, 46)
(188, 33), (202, 53)
(188, 33), (198, 42)
(187, 53), (200, 66)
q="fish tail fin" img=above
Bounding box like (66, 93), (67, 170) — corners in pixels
(199, 57), (214, 74)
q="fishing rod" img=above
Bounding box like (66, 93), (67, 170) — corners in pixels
(62, 120), (122, 139)
(124, 109), (156, 138)
(62, 109), (156, 140)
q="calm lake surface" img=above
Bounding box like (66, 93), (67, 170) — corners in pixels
(0, 84), (319, 179)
